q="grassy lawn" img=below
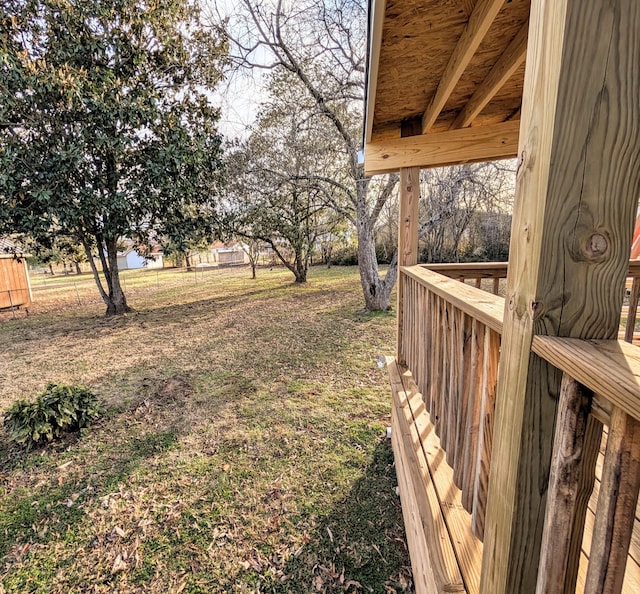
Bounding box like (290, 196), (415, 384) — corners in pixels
(0, 266), (412, 593)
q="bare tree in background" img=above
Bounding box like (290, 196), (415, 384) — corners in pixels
(210, 0), (399, 310)
(418, 162), (516, 262)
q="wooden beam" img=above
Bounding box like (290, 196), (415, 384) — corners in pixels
(397, 167), (420, 365)
(453, 21), (529, 129)
(364, 120), (519, 176)
(364, 0), (387, 144)
(421, 0), (504, 134)
(480, 2), (640, 593)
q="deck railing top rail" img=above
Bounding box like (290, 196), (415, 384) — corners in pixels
(402, 265), (504, 334)
(422, 260), (640, 278)
(532, 336), (640, 422)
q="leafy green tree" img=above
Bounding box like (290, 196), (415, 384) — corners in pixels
(0, 0), (225, 315)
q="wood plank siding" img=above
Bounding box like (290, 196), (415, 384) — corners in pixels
(0, 257), (31, 309)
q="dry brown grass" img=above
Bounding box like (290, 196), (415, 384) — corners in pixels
(0, 266), (412, 593)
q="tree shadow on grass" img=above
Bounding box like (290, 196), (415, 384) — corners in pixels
(229, 439), (413, 594)
(0, 374), (208, 563)
(0, 425), (180, 560)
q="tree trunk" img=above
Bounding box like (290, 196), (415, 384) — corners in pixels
(294, 267), (307, 283)
(75, 261), (82, 275)
(185, 252), (192, 272)
(49, 263), (55, 275)
(92, 237), (131, 317)
(104, 243), (130, 316)
(293, 251), (307, 283)
(251, 262), (256, 279)
(357, 220), (397, 310)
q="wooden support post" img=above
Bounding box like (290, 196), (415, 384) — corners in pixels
(535, 374), (603, 594)
(481, 2), (640, 593)
(397, 167), (420, 365)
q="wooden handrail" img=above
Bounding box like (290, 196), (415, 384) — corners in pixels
(531, 337), (640, 422)
(423, 260), (640, 278)
(422, 262), (509, 279)
(402, 266), (504, 334)
(397, 265), (640, 593)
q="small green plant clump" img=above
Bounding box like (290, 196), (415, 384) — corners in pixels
(3, 383), (102, 449)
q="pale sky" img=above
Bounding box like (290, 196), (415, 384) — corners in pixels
(201, 0), (269, 141)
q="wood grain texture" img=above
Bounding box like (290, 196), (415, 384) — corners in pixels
(454, 314), (474, 489)
(0, 258), (32, 308)
(471, 328), (499, 541)
(445, 307), (462, 466)
(481, 2), (640, 593)
(371, 0), (530, 132)
(421, 0), (504, 133)
(584, 407), (640, 594)
(531, 337), (640, 422)
(461, 320), (486, 513)
(401, 366), (483, 594)
(397, 173), (420, 365)
(391, 403), (440, 594)
(453, 21), (529, 129)
(535, 375), (602, 594)
(389, 360), (467, 593)
(402, 266), (504, 334)
(365, 120), (520, 176)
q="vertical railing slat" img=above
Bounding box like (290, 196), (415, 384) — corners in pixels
(453, 314), (477, 488)
(584, 407), (640, 594)
(471, 328), (499, 541)
(447, 308), (464, 470)
(431, 295), (443, 432)
(440, 301), (452, 446)
(624, 276), (640, 343)
(535, 374), (603, 594)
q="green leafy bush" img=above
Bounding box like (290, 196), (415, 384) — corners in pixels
(3, 383), (102, 449)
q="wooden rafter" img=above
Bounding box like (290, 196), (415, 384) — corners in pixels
(365, 120), (519, 176)
(453, 21), (529, 129)
(420, 0), (504, 134)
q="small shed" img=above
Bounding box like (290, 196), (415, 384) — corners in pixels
(0, 238), (32, 310)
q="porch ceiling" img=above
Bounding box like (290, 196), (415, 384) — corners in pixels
(364, 0), (531, 175)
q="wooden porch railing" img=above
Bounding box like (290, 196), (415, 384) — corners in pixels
(391, 263), (640, 594)
(420, 260), (640, 342)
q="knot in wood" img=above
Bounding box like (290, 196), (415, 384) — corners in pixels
(583, 232), (609, 259)
(529, 300), (544, 320)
